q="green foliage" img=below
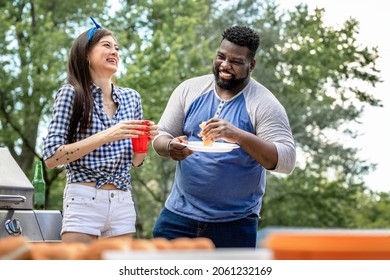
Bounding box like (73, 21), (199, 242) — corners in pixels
(261, 169), (365, 228)
(354, 191), (390, 228)
(113, 0), (214, 121)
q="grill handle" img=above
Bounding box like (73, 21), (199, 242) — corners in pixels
(0, 195), (27, 204)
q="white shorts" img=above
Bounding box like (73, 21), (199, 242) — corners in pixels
(61, 183), (136, 237)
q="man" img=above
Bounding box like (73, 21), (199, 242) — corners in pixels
(152, 26), (296, 248)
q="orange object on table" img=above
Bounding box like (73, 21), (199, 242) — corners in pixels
(262, 230), (390, 260)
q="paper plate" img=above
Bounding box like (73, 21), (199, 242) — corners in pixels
(180, 141), (239, 153)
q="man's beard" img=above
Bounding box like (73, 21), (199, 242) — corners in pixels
(213, 67), (247, 90)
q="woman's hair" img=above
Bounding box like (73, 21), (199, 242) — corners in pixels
(67, 28), (115, 143)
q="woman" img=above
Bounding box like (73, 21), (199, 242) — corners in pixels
(43, 17), (158, 243)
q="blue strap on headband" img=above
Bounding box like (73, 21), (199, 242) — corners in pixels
(87, 17), (102, 42)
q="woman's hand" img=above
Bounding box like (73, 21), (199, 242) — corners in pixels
(146, 121), (159, 142)
(103, 120), (158, 142)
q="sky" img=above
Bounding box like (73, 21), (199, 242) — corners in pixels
(275, 0), (390, 192)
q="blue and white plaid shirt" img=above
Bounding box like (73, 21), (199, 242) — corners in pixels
(43, 83), (143, 190)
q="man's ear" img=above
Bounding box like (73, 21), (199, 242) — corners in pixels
(250, 59), (256, 72)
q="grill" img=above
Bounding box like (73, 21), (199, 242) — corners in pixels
(0, 148), (62, 241)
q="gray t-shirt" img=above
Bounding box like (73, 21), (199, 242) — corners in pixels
(154, 74), (296, 222)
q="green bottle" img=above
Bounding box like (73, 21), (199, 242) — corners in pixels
(32, 160), (46, 210)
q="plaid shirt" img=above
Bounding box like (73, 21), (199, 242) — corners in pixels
(43, 83), (143, 190)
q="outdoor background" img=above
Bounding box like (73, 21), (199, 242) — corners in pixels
(1, 0), (389, 238)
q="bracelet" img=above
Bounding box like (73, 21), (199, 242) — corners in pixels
(132, 159), (145, 168)
(166, 139), (173, 157)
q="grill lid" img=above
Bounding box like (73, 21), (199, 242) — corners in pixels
(0, 148), (34, 209)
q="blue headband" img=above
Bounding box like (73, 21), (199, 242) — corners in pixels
(87, 17), (102, 42)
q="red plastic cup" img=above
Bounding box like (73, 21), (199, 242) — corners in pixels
(132, 120), (150, 153)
